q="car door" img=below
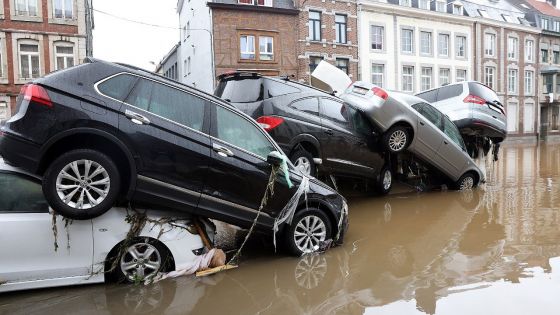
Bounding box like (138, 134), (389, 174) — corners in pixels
(347, 107), (386, 177)
(319, 97), (364, 175)
(0, 171), (93, 284)
(118, 76), (212, 213)
(439, 116), (469, 179)
(199, 103), (297, 228)
(411, 103), (444, 164)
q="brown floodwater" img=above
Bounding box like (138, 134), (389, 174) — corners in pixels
(1, 143), (560, 315)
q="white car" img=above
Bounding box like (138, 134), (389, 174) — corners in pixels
(0, 162), (214, 293)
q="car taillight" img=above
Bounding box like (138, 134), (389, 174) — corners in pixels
(372, 87), (388, 100)
(22, 84), (52, 108)
(463, 94), (485, 105)
(256, 116), (284, 132)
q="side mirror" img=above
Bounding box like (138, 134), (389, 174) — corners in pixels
(267, 151), (283, 166)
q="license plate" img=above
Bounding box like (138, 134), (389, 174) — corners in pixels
(352, 86), (368, 95)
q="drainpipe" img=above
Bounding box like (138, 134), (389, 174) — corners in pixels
(357, 1), (362, 81)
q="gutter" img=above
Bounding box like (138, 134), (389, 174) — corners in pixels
(207, 3), (299, 15)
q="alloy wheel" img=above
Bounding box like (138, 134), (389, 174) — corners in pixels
(55, 159), (110, 210)
(120, 242), (162, 282)
(294, 255), (328, 289)
(388, 130), (407, 152)
(460, 176), (474, 190)
(383, 169), (392, 190)
(294, 215), (327, 254)
(294, 157), (311, 175)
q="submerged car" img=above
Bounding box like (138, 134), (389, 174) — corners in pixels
(215, 72), (393, 195)
(0, 161), (214, 292)
(416, 81), (507, 144)
(0, 59), (347, 255)
(341, 82), (484, 190)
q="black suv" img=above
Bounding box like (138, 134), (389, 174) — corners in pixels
(0, 59), (347, 255)
(215, 73), (392, 194)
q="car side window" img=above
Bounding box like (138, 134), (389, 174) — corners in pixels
(416, 102), (443, 131)
(443, 116), (466, 150)
(0, 172), (49, 213)
(349, 107), (372, 136)
(125, 78), (206, 131)
(436, 85), (463, 101)
(264, 79), (301, 98)
(215, 106), (276, 159)
(417, 89), (438, 102)
(290, 98), (319, 116)
(320, 98), (352, 127)
(97, 74), (138, 101)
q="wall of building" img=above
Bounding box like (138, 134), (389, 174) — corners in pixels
(296, 0), (358, 83)
(178, 0), (214, 93)
(0, 0), (88, 119)
(538, 34), (560, 140)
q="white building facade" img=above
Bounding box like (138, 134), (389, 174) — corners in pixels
(177, 0), (214, 93)
(358, 0), (473, 93)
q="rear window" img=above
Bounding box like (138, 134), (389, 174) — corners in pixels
(215, 77), (264, 103)
(264, 79), (300, 98)
(417, 89), (438, 102)
(468, 82), (499, 102)
(436, 85), (463, 101)
(97, 74), (138, 101)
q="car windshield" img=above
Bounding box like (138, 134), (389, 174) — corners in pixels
(468, 82), (500, 103)
(443, 116), (466, 150)
(215, 77), (264, 103)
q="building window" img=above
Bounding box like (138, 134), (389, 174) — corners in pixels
(453, 4), (463, 15)
(187, 57), (191, 75)
(478, 9), (490, 18)
(554, 20), (560, 32)
(54, 44), (74, 70)
(372, 64), (384, 87)
(336, 58), (349, 74)
(439, 68), (450, 86)
(335, 14), (347, 44)
(542, 49), (549, 63)
(508, 69), (518, 94)
(240, 35), (255, 60)
(19, 43), (40, 79)
(371, 25), (384, 50)
(436, 0), (446, 12)
(554, 51), (560, 64)
(259, 36), (273, 61)
(0, 42), (3, 78)
(524, 70), (533, 95)
(438, 34), (449, 56)
(485, 66), (495, 89)
(525, 39), (534, 62)
(456, 35), (466, 58)
(15, 0), (38, 16)
(456, 69), (467, 82)
(309, 56), (323, 74)
(421, 67), (432, 91)
(238, 0), (273, 5)
(544, 74), (553, 93)
(186, 22), (190, 37)
(53, 0), (73, 19)
(507, 37), (518, 59)
(402, 66), (414, 92)
(401, 29), (413, 53)
(484, 33), (495, 57)
(309, 11), (321, 41)
(420, 31), (432, 55)
(399, 0), (411, 7)
(542, 18), (549, 30)
(419, 0), (429, 10)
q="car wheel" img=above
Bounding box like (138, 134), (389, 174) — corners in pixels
(43, 149), (121, 220)
(453, 172), (477, 191)
(285, 208), (332, 256)
(383, 126), (409, 153)
(375, 165), (393, 195)
(291, 149), (317, 177)
(113, 238), (173, 284)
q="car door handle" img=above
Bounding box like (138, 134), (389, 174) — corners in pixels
(444, 140), (448, 145)
(125, 109), (150, 125)
(420, 121), (425, 126)
(324, 129), (334, 136)
(212, 143), (234, 157)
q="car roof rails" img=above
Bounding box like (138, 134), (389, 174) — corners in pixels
(217, 71), (261, 80)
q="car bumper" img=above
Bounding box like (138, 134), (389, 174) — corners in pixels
(455, 118), (507, 140)
(0, 131), (42, 172)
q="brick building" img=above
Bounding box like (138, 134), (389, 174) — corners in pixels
(295, 0), (358, 84)
(0, 0), (93, 120)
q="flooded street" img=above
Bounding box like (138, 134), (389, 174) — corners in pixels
(2, 143), (560, 315)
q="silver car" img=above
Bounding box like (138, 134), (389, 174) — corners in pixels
(416, 81), (507, 143)
(340, 81), (484, 189)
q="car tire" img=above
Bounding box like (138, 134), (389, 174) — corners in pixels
(291, 149), (317, 177)
(107, 237), (174, 284)
(452, 172), (477, 191)
(383, 126), (409, 153)
(42, 149), (121, 220)
(284, 208), (332, 256)
(375, 165), (393, 195)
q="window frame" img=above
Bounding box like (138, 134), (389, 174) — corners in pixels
(239, 35), (256, 61)
(54, 42), (74, 71)
(309, 10), (322, 42)
(439, 68), (450, 86)
(401, 28), (414, 54)
(18, 41), (40, 79)
(336, 58), (349, 74)
(508, 68), (518, 94)
(484, 66), (496, 90)
(438, 33), (450, 57)
(420, 31), (432, 55)
(309, 56), (323, 74)
(524, 70), (534, 95)
(372, 63), (384, 87)
(507, 37), (518, 60)
(421, 67), (433, 91)
(525, 39), (534, 62)
(14, 0), (38, 16)
(52, 0), (73, 19)
(402, 66), (414, 92)
(335, 14), (347, 44)
(258, 36), (274, 61)
(484, 33), (496, 57)
(456, 35), (466, 58)
(371, 25), (384, 51)
(456, 69), (467, 82)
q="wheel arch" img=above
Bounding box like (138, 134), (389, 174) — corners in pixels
(389, 120), (415, 143)
(296, 198), (340, 239)
(38, 128), (137, 199)
(288, 134), (321, 158)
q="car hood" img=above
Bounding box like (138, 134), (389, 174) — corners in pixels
(310, 61), (352, 96)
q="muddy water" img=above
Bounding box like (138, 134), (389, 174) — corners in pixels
(2, 143), (560, 315)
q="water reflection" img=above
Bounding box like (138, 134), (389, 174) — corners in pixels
(2, 143), (560, 315)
